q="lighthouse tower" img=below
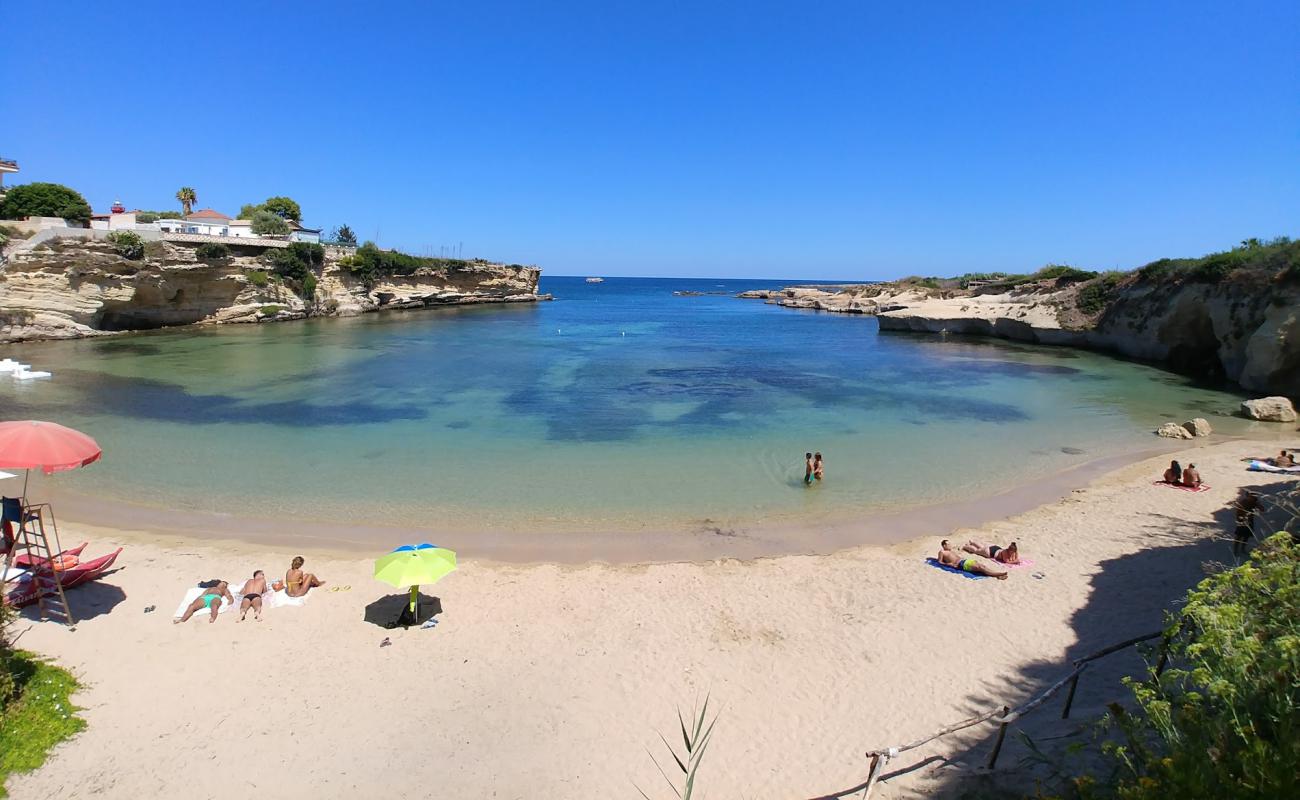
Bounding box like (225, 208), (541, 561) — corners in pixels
(110, 198), (126, 214)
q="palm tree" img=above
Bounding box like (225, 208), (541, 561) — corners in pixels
(176, 186), (197, 217)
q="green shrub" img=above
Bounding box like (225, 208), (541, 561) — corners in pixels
(250, 211), (290, 236)
(194, 242), (229, 260)
(246, 270), (269, 287)
(0, 650), (85, 790)
(1101, 533), (1300, 799)
(344, 242), (477, 285)
(1034, 264), (1098, 283)
(0, 182), (92, 223)
(133, 210), (184, 223)
(1075, 271), (1125, 315)
(0, 595), (15, 709)
(264, 242), (324, 299)
(259, 304), (284, 316)
(106, 230), (145, 260)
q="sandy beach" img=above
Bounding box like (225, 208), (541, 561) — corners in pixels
(6, 437), (1298, 799)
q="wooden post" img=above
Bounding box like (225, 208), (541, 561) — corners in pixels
(861, 753), (886, 800)
(1061, 671), (1081, 719)
(986, 706), (1011, 769)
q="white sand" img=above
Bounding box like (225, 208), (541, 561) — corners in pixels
(6, 439), (1297, 799)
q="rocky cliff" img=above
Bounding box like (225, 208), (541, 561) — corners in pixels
(740, 272), (1300, 396)
(0, 235), (544, 342)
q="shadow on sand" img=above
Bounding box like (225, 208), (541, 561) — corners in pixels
(363, 592), (443, 628)
(808, 480), (1294, 800)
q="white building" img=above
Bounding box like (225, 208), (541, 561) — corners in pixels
(157, 208), (232, 236)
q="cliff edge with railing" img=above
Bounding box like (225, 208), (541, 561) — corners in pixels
(740, 239), (1300, 397)
(0, 231), (544, 342)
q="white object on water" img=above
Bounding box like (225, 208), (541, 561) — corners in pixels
(13, 369), (51, 380)
(0, 359), (29, 373)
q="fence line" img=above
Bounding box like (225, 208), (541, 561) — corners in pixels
(851, 629), (1165, 800)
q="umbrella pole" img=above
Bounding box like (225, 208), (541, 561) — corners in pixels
(409, 584), (418, 618)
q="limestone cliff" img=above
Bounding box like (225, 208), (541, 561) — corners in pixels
(740, 274), (1300, 396)
(0, 235), (544, 342)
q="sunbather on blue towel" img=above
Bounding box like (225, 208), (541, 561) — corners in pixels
(938, 539), (1008, 580)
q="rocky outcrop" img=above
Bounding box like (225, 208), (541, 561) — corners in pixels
(0, 236), (543, 342)
(1156, 422), (1194, 439)
(740, 277), (1300, 397)
(1241, 397), (1297, 422)
(1183, 418), (1213, 437)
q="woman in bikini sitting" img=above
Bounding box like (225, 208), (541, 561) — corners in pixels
(938, 539), (1008, 579)
(1163, 460), (1182, 484)
(285, 556), (325, 598)
(238, 570), (268, 621)
(174, 580), (234, 624)
(961, 539), (1020, 564)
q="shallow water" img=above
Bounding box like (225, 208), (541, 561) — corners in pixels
(1, 276), (1259, 533)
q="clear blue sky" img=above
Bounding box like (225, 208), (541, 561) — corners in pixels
(4, 1), (1297, 279)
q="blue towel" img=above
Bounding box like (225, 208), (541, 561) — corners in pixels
(925, 557), (988, 580)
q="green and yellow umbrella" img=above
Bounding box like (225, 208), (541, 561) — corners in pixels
(374, 543), (457, 617)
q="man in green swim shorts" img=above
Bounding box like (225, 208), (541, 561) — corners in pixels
(938, 540), (1008, 580)
(174, 580), (235, 624)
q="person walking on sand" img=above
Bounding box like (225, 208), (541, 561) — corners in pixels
(238, 570), (268, 622)
(285, 556), (325, 597)
(174, 580), (234, 624)
(804, 452), (814, 486)
(1181, 463), (1202, 489)
(938, 539), (1007, 579)
(813, 452), (824, 482)
(1233, 490), (1260, 557)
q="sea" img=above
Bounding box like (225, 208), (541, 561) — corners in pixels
(0, 276), (1260, 538)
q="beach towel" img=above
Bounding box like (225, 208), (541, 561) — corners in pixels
(1152, 481), (1210, 493)
(1247, 460), (1300, 474)
(925, 557), (988, 580)
(173, 586), (236, 618)
(265, 588), (307, 609)
(1004, 558), (1037, 570)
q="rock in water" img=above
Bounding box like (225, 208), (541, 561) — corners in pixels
(1241, 397), (1298, 422)
(1156, 422), (1194, 439)
(1182, 418), (1213, 437)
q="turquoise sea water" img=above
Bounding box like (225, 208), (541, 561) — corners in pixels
(1, 276), (1257, 533)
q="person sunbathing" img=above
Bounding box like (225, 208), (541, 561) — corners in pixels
(174, 580), (233, 624)
(961, 539), (1021, 564)
(285, 556), (325, 597)
(1273, 450), (1296, 468)
(238, 570), (268, 622)
(1162, 460), (1182, 484)
(1182, 463), (1202, 488)
(938, 539), (1008, 579)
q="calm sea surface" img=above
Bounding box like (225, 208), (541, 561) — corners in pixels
(1, 276), (1257, 533)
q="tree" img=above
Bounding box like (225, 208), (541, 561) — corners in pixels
(250, 210), (290, 236)
(0, 183), (92, 224)
(262, 196), (302, 221)
(333, 224), (357, 245)
(175, 186), (197, 216)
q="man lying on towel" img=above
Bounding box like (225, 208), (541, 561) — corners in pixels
(938, 539), (1008, 580)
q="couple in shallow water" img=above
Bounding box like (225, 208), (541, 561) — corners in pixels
(803, 452), (824, 485)
(937, 538), (1018, 580)
(174, 556), (325, 623)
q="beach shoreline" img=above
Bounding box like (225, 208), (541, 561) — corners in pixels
(6, 437), (1299, 799)
(34, 436), (1264, 565)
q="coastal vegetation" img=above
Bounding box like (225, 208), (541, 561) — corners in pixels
(106, 230), (145, 260)
(0, 183), (92, 225)
(132, 211), (184, 223)
(1, 600), (85, 797)
(339, 242), (482, 285)
(245, 269), (269, 287)
(174, 186), (196, 216)
(250, 211), (291, 236)
(330, 224), (358, 245)
(264, 242), (325, 298)
(194, 242), (230, 260)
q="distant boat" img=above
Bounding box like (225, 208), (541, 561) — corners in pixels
(585, 277), (604, 283)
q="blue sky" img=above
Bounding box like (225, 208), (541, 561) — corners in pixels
(4, 1), (1297, 279)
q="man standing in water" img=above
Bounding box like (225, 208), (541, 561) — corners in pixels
(804, 452), (814, 485)
(813, 452), (824, 482)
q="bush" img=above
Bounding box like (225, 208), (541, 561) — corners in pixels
(250, 211), (290, 236)
(1076, 271), (1125, 315)
(264, 242), (324, 299)
(245, 270), (269, 287)
(1101, 532), (1300, 799)
(106, 230), (145, 260)
(0, 223), (32, 240)
(0, 594), (15, 709)
(343, 242), (475, 285)
(0, 183), (92, 224)
(194, 242), (229, 260)
(133, 210), (184, 223)
(1034, 264), (1097, 283)
(259, 305), (284, 316)
(0, 650), (85, 789)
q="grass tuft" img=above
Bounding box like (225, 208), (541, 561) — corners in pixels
(0, 652), (85, 797)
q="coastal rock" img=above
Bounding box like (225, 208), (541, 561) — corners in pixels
(0, 235), (543, 342)
(1156, 422), (1194, 439)
(1241, 396), (1298, 422)
(1182, 418), (1213, 437)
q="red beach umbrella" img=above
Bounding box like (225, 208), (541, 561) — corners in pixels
(0, 421), (102, 499)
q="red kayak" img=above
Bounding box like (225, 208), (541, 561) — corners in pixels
(13, 541), (88, 570)
(5, 548), (122, 608)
